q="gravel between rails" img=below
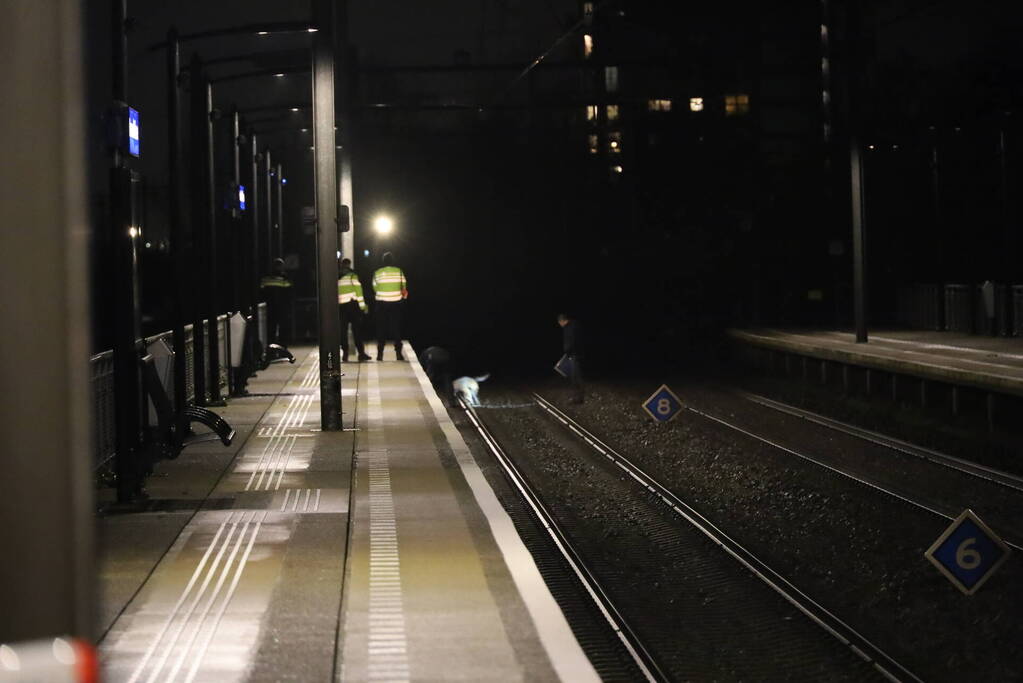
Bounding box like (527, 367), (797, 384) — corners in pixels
(480, 378), (1023, 681)
(474, 391), (882, 682)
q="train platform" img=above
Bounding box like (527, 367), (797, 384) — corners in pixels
(728, 328), (1023, 398)
(97, 344), (596, 682)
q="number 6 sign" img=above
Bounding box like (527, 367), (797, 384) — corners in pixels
(642, 385), (684, 423)
(925, 509), (1011, 595)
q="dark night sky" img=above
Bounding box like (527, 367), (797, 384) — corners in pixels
(86, 0), (1023, 373)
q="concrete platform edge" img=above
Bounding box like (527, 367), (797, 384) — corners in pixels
(405, 347), (600, 683)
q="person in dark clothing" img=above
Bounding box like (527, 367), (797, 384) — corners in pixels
(260, 258), (293, 346)
(421, 346), (452, 397)
(557, 313), (584, 403)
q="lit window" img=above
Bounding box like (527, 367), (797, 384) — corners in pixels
(821, 57), (830, 77)
(689, 97), (704, 112)
(606, 104), (619, 121)
(583, 2), (594, 23)
(608, 131), (622, 153)
(611, 164), (623, 174)
(585, 105), (598, 122)
(583, 34), (594, 58)
(588, 134), (599, 154)
(821, 24), (829, 43)
(647, 99), (672, 112)
(724, 94), (750, 116)
(822, 89), (831, 106)
(604, 66), (619, 93)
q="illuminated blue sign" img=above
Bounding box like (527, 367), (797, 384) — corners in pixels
(238, 185), (246, 211)
(128, 107), (140, 157)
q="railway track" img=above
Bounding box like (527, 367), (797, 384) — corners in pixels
(737, 390), (1023, 495)
(674, 389), (1023, 552)
(461, 394), (920, 681)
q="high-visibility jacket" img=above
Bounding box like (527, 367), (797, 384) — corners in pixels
(338, 271), (367, 312)
(260, 274), (292, 289)
(373, 266), (407, 302)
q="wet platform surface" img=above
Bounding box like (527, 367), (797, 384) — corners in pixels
(729, 328), (1023, 396)
(98, 344), (594, 682)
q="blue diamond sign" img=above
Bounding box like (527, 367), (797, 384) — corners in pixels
(642, 384), (684, 423)
(924, 509), (1011, 595)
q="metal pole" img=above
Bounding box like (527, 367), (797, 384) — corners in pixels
(265, 148), (274, 268)
(843, 0), (868, 343)
(312, 0), (343, 430)
(227, 109), (241, 396)
(850, 138), (868, 343)
(337, 0), (355, 264)
(189, 55), (208, 405)
(998, 115), (1012, 334)
(232, 109), (241, 314)
(206, 81), (225, 404)
(167, 30), (188, 440)
(251, 134), (260, 313)
(1, 0), (94, 643)
(111, 0), (144, 501)
(929, 126), (942, 281)
(276, 162), (284, 259)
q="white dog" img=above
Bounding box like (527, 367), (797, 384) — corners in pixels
(452, 374), (490, 407)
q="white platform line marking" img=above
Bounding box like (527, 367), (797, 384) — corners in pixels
(163, 511), (258, 682)
(406, 346), (601, 683)
(366, 444), (409, 683)
(281, 489), (292, 512)
(182, 511), (266, 683)
(125, 514), (234, 683)
(139, 512), (245, 683)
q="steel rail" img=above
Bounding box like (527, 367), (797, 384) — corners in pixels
(683, 398), (1023, 553)
(457, 398), (665, 683)
(533, 393), (922, 683)
(738, 390), (1023, 494)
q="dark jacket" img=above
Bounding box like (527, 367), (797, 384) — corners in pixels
(562, 319), (582, 358)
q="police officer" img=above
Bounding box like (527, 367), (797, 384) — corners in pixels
(338, 258), (371, 362)
(372, 252), (408, 361)
(260, 258), (293, 345)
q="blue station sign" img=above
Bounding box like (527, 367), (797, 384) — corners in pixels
(642, 384), (684, 423)
(127, 107), (140, 157)
(924, 509), (1011, 595)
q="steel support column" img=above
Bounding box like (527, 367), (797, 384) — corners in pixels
(276, 162), (285, 259)
(110, 0), (144, 501)
(206, 82), (224, 404)
(850, 138), (868, 343)
(189, 56), (208, 404)
(251, 134), (261, 313)
(167, 30), (188, 438)
(265, 149), (274, 268)
(312, 0), (343, 429)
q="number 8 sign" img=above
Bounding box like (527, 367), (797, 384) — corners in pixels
(642, 385), (684, 423)
(925, 509), (1011, 595)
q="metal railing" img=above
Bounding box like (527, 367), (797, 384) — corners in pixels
(90, 304), (268, 471)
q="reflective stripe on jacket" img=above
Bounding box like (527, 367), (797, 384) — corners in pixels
(260, 275), (292, 288)
(338, 271), (366, 310)
(373, 266), (407, 302)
